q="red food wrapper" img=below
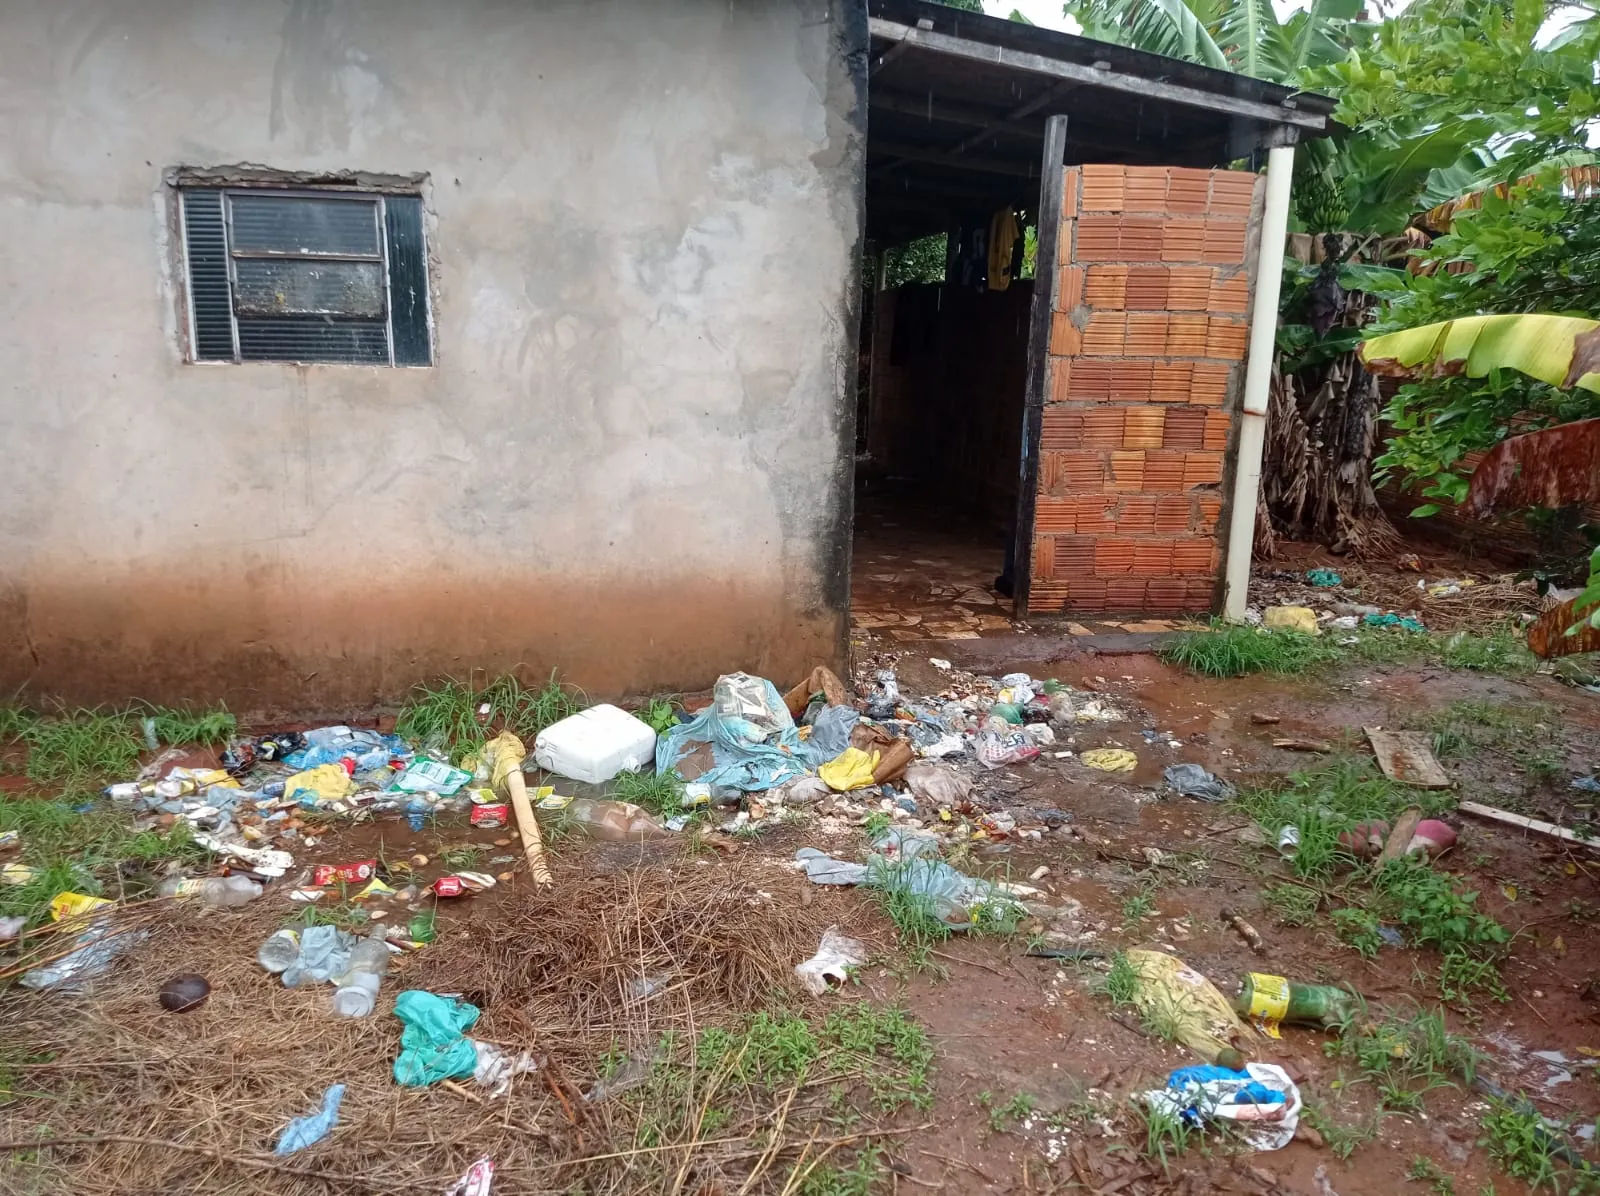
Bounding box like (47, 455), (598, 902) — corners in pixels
(470, 803), (508, 829)
(432, 875), (466, 898)
(311, 858), (375, 886)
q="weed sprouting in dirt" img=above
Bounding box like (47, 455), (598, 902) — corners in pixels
(978, 1090), (1037, 1132)
(1263, 882), (1320, 926)
(1134, 1098), (1196, 1175)
(396, 670), (586, 762)
(394, 677), (480, 760)
(1408, 1154), (1459, 1196)
(1331, 906), (1385, 958)
(434, 842), (485, 869)
(1303, 1103), (1377, 1160)
(1100, 950), (1140, 1007)
(1119, 882), (1158, 927)
(1427, 699), (1566, 788)
(610, 767), (684, 816)
(136, 704), (237, 747)
(1476, 1100), (1600, 1192)
(1161, 624), (1333, 678)
(1326, 1004), (1479, 1115)
(635, 696), (680, 735)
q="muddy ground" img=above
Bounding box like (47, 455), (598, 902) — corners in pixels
(2, 630), (1598, 1195)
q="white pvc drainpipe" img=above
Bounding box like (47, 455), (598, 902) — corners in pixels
(1222, 143), (1296, 621)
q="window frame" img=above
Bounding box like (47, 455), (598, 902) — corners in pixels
(176, 182), (431, 368)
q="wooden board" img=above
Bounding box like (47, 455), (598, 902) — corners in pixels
(1460, 801), (1600, 851)
(1364, 728), (1451, 789)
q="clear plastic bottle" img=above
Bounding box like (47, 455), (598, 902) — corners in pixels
(256, 928), (301, 974)
(331, 935), (391, 1017)
(159, 875), (263, 907)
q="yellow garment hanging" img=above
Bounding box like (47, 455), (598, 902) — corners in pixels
(988, 207), (1020, 291)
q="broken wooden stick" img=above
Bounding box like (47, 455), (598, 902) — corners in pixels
(1459, 801), (1600, 852)
(1220, 908), (1266, 954)
(1376, 807), (1424, 866)
(1273, 738), (1332, 753)
(485, 730), (554, 885)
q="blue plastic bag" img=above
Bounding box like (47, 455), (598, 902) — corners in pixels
(393, 991), (481, 1087)
(274, 1083), (344, 1155)
(656, 674), (808, 792)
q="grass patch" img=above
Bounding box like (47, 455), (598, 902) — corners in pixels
(395, 671), (586, 763)
(0, 795), (204, 925)
(2, 703), (238, 788)
(1100, 950), (1140, 1007)
(1408, 1154), (1458, 1196)
(1164, 623), (1538, 680)
(1234, 756), (1452, 881)
(137, 704), (237, 747)
(1427, 700), (1566, 788)
(1477, 1100), (1600, 1192)
(1331, 907), (1384, 958)
(1161, 624), (1333, 678)
(597, 1002), (929, 1193)
(1326, 1004), (1478, 1115)
(610, 768), (684, 817)
(1133, 1098), (1197, 1175)
(1303, 1103), (1377, 1160)
(1263, 882), (1320, 926)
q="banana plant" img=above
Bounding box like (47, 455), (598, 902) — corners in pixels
(1360, 315), (1600, 654)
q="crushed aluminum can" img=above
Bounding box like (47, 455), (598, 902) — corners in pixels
(470, 803), (509, 829)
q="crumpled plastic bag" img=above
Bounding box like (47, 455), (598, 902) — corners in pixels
(1125, 950), (1256, 1065)
(444, 1156), (496, 1196)
(868, 855), (1018, 930)
(807, 704), (860, 760)
(390, 759), (473, 796)
(274, 1083), (344, 1155)
(1263, 606), (1319, 635)
(281, 924), (357, 988)
(794, 847), (869, 886)
(1142, 1063), (1300, 1151)
(872, 827), (942, 861)
(795, 926), (868, 995)
(1164, 763), (1236, 802)
(284, 763), (356, 806)
(715, 671), (791, 736)
(19, 922), (149, 992)
(656, 673), (808, 792)
(770, 776), (831, 805)
(819, 747), (881, 792)
(393, 991), (482, 1086)
(975, 716), (1041, 770)
(904, 761), (974, 806)
(472, 1041), (540, 1098)
(1081, 747), (1137, 772)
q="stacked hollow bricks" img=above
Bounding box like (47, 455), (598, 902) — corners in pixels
(1029, 164), (1260, 614)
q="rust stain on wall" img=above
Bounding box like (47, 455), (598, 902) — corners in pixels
(0, 572), (843, 716)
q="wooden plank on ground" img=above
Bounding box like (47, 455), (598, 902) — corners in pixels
(1459, 801), (1600, 851)
(1364, 728), (1451, 789)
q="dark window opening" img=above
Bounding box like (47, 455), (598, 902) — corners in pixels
(179, 187), (431, 366)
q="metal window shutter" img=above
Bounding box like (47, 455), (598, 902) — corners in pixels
(182, 190), (236, 362)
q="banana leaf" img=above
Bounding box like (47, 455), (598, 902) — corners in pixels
(1360, 314), (1600, 394)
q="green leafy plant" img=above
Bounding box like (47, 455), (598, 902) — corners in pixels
(635, 698), (679, 735)
(1161, 624), (1334, 678)
(1409, 1154), (1458, 1196)
(1332, 907), (1384, 958)
(1101, 950), (1140, 1008)
(1264, 882), (1321, 927)
(1326, 1004), (1479, 1114)
(609, 768), (684, 816)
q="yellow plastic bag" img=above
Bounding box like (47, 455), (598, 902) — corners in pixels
(482, 730), (527, 795)
(283, 763), (355, 806)
(1263, 606), (1319, 635)
(1081, 748), (1138, 772)
(1126, 949), (1256, 1066)
(818, 747), (880, 792)
(49, 891), (115, 922)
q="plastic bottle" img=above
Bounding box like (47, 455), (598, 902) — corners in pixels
(331, 935), (391, 1017)
(257, 928), (302, 974)
(406, 796), (430, 832)
(1234, 972), (1354, 1031)
(159, 875), (263, 908)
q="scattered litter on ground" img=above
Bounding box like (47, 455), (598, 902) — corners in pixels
(795, 926), (868, 994)
(1164, 763), (1236, 801)
(1142, 1063), (1301, 1150)
(1081, 748), (1137, 772)
(273, 1082), (345, 1155)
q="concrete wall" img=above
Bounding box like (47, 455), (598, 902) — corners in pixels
(0, 0), (867, 712)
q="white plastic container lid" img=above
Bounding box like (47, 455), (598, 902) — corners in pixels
(533, 704), (658, 786)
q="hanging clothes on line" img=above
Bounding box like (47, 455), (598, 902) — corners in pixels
(987, 207), (1021, 292)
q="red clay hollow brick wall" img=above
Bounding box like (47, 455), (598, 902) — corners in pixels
(1028, 164), (1263, 615)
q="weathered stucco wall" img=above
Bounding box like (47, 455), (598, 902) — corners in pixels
(0, 0), (866, 712)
